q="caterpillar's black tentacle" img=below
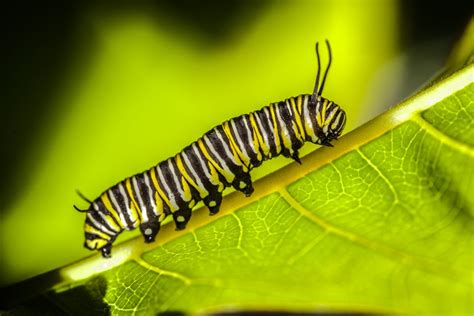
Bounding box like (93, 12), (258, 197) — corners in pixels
(73, 205), (88, 213)
(76, 190), (93, 204)
(80, 42), (347, 258)
(312, 42), (321, 103)
(318, 40), (332, 96)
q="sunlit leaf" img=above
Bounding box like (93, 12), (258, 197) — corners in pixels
(3, 48), (472, 316)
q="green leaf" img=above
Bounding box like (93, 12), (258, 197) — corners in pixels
(3, 43), (474, 316)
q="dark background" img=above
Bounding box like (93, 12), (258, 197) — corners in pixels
(2, 0), (472, 215)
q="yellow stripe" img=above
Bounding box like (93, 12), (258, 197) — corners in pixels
(248, 119), (262, 161)
(277, 104), (293, 152)
(154, 191), (165, 217)
(149, 168), (173, 209)
(198, 139), (234, 183)
(125, 178), (141, 223)
(209, 163), (225, 192)
(85, 224), (111, 240)
(222, 121), (249, 169)
(180, 176), (192, 201)
(316, 112), (323, 126)
(86, 239), (108, 250)
(324, 102), (337, 125)
(108, 216), (121, 232)
(290, 97), (305, 142)
(100, 193), (124, 229)
(250, 113), (269, 156)
(269, 104), (281, 153)
(297, 95), (303, 114)
(320, 99), (328, 124)
(281, 129), (293, 152)
(303, 101), (317, 141)
(102, 212), (121, 232)
(176, 154), (207, 198)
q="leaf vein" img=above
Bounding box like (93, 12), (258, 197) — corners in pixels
(278, 188), (472, 283)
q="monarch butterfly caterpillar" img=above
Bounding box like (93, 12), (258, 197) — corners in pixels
(75, 40), (346, 258)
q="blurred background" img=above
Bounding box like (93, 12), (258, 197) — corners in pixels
(1, 0), (472, 286)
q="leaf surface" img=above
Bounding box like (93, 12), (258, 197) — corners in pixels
(3, 56), (473, 316)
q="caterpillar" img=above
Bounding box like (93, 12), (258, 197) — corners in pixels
(75, 40), (346, 258)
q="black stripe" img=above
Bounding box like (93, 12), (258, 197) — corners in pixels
(85, 216), (111, 239)
(209, 130), (240, 176)
(156, 161), (182, 210)
(270, 102), (290, 157)
(215, 125), (248, 171)
(91, 210), (117, 235)
(147, 169), (172, 216)
(132, 174), (158, 222)
(94, 199), (122, 229)
(229, 116), (260, 167)
(201, 131), (236, 184)
(280, 100), (303, 152)
(254, 106), (278, 157)
(287, 96), (306, 142)
(308, 98), (322, 138)
(326, 101), (338, 118)
(85, 232), (100, 240)
(182, 144), (220, 194)
(241, 115), (262, 166)
(332, 109), (345, 133)
(169, 157), (199, 204)
(248, 112), (267, 162)
(108, 185), (133, 229)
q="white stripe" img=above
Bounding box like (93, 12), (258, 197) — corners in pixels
(143, 173), (159, 216)
(118, 183), (136, 225)
(157, 165), (179, 211)
(87, 213), (115, 236)
(214, 128), (240, 166)
(168, 159), (189, 202)
(264, 106), (281, 152)
(254, 112), (271, 156)
(331, 111), (342, 130)
(132, 177), (149, 222)
(204, 135), (235, 181)
(286, 101), (303, 142)
(97, 212), (119, 233)
(275, 103), (291, 149)
(192, 143), (219, 186)
(242, 116), (257, 155)
(108, 190), (128, 228)
(182, 152), (208, 196)
(302, 96), (317, 142)
(230, 119), (251, 163)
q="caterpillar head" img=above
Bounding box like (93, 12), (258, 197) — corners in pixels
(315, 97), (346, 147)
(308, 40), (346, 146)
(76, 202), (115, 258)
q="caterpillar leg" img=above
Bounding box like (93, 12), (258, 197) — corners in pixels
(173, 207), (192, 230)
(139, 220), (161, 243)
(100, 244), (112, 258)
(232, 173), (254, 197)
(204, 193), (222, 216)
(291, 151), (302, 164)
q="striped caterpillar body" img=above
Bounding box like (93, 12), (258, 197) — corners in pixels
(77, 41), (346, 258)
